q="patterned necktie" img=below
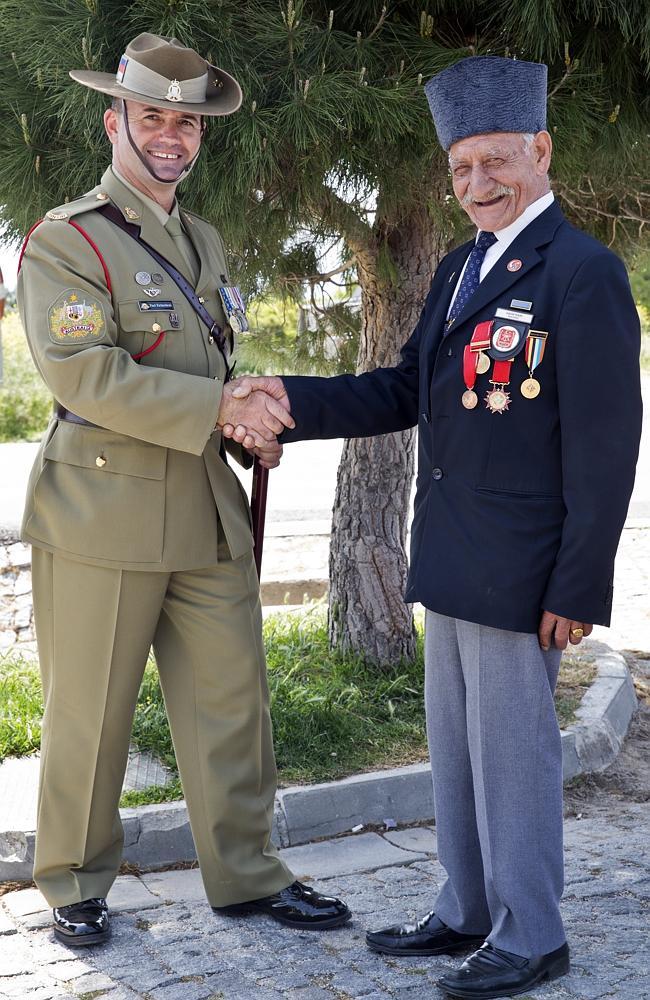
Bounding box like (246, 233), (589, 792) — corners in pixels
(446, 230), (498, 328)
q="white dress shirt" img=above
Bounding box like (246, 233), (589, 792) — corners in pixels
(447, 191), (555, 318)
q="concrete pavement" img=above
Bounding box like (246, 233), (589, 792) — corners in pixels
(2, 806), (649, 1000)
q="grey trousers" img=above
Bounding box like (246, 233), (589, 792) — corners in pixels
(424, 610), (566, 957)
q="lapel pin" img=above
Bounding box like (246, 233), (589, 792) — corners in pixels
(448, 271), (456, 284)
(124, 206), (140, 220)
(506, 259), (523, 272)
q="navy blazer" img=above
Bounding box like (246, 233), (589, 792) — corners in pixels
(281, 202), (642, 633)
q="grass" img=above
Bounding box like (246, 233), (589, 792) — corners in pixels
(0, 311), (51, 442)
(0, 612), (600, 808)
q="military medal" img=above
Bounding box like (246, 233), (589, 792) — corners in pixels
(521, 329), (548, 399)
(469, 320), (493, 376)
(218, 285), (249, 334)
(521, 377), (541, 399)
(476, 352), (490, 375)
(462, 322), (493, 409)
(485, 359), (513, 414)
(135, 271), (151, 285)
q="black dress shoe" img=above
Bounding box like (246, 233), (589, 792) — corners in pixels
(213, 880), (351, 930)
(366, 910), (486, 957)
(437, 941), (570, 998)
(53, 897), (110, 947)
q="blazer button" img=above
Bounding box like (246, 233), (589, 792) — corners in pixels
(152, 323), (162, 333)
(95, 455), (107, 468)
(432, 467), (443, 481)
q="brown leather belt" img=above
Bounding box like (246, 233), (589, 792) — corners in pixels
(55, 406), (98, 428)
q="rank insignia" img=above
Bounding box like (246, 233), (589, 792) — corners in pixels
(124, 206), (140, 220)
(46, 210), (68, 220)
(48, 289), (106, 345)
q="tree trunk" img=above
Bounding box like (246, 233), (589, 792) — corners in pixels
(328, 205), (447, 665)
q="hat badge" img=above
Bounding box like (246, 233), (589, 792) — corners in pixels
(166, 79), (183, 102)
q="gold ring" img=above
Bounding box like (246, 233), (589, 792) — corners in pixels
(570, 627), (584, 638)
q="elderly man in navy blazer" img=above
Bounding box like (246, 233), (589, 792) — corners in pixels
(224, 56), (642, 998)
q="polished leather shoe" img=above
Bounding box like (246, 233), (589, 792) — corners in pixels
(214, 881), (350, 929)
(52, 897), (110, 947)
(437, 941), (570, 998)
(366, 910), (486, 957)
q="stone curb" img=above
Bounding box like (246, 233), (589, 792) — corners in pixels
(0, 641), (637, 882)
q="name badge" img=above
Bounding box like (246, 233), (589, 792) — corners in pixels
(139, 300), (175, 311)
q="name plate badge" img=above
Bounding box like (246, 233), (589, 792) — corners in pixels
(139, 300), (175, 311)
(495, 307), (534, 324)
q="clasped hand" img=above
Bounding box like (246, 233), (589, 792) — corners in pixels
(216, 375), (290, 469)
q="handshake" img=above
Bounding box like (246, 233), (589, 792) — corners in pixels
(216, 375), (293, 469)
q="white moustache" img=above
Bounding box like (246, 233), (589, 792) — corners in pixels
(461, 185), (514, 207)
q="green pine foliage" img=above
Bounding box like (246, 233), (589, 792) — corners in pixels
(0, 1), (647, 265)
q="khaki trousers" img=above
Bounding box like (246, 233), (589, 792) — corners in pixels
(30, 543), (293, 908)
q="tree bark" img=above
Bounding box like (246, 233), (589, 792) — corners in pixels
(328, 203), (448, 665)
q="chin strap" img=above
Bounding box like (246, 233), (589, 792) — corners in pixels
(121, 102), (205, 184)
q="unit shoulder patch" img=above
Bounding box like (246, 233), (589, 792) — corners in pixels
(48, 289), (107, 345)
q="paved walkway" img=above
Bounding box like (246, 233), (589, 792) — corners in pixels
(2, 806), (649, 1000)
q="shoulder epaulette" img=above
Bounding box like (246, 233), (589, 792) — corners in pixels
(44, 187), (108, 223)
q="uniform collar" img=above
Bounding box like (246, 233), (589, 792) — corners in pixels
(98, 167), (190, 278)
(109, 167), (183, 226)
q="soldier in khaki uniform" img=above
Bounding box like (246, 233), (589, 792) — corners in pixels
(19, 33), (350, 947)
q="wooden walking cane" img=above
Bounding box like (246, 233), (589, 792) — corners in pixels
(251, 457), (270, 577)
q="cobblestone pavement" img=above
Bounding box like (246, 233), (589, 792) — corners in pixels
(2, 804), (649, 1000)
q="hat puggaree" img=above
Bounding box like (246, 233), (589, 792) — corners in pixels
(69, 32), (242, 117)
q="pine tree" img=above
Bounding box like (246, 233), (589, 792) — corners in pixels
(0, 1), (648, 664)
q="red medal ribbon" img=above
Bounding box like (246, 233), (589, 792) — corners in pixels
(470, 319), (492, 352)
(463, 319), (494, 391)
(463, 344), (477, 391)
(491, 358), (513, 385)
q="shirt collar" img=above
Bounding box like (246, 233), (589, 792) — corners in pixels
(477, 191), (555, 246)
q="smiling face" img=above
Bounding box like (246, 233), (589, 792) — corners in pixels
(449, 131), (552, 232)
(104, 100), (203, 209)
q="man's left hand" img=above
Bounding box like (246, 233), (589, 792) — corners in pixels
(538, 610), (593, 651)
(249, 440), (283, 470)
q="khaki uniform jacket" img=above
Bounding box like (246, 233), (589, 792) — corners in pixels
(18, 168), (253, 570)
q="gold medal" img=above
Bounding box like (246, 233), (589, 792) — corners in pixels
(485, 387), (511, 414)
(521, 377), (541, 399)
(475, 352), (490, 375)
(462, 389), (478, 409)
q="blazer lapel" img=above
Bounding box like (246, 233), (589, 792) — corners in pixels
(445, 202), (565, 336)
(420, 242), (474, 384)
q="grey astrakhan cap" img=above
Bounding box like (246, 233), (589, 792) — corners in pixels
(424, 56), (548, 151)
